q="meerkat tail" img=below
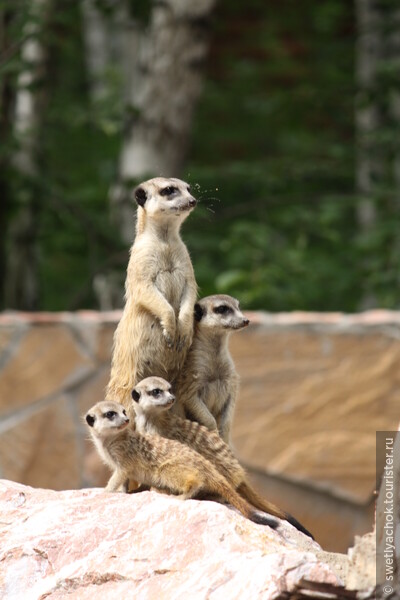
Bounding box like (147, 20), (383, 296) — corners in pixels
(237, 481), (314, 539)
(216, 479), (278, 529)
(284, 515), (314, 540)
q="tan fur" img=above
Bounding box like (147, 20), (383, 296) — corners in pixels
(174, 294), (248, 443)
(132, 377), (314, 538)
(106, 177), (198, 413)
(85, 400), (278, 528)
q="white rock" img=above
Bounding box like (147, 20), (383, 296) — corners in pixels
(0, 479), (341, 600)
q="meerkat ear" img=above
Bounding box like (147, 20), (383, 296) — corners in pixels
(194, 303), (205, 322)
(132, 389), (141, 402)
(134, 186), (147, 207)
(86, 414), (95, 427)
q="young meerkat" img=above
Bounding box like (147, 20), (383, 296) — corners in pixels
(174, 294), (248, 443)
(106, 177), (198, 413)
(85, 400), (278, 529)
(132, 377), (313, 539)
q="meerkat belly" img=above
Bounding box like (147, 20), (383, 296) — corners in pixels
(154, 267), (187, 313)
(202, 379), (230, 415)
(114, 308), (169, 383)
(133, 310), (177, 380)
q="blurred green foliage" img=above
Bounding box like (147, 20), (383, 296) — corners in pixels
(1, 0), (399, 311)
(185, 0), (358, 310)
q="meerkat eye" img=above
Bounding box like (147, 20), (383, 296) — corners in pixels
(187, 185), (191, 193)
(152, 389), (161, 396)
(160, 186), (178, 197)
(214, 305), (231, 315)
(104, 411), (117, 419)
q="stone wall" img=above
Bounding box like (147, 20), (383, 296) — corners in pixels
(1, 309), (399, 553)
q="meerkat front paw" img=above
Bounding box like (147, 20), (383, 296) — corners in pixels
(176, 334), (188, 352)
(204, 415), (218, 431)
(161, 322), (176, 348)
(176, 316), (193, 351)
(163, 331), (174, 348)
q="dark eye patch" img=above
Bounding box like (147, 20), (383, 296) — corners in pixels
(104, 411), (117, 419)
(152, 389), (161, 396)
(160, 186), (178, 197)
(187, 185), (191, 193)
(214, 305), (231, 315)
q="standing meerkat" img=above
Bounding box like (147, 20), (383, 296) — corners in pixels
(175, 294), (249, 443)
(85, 400), (278, 529)
(106, 177), (198, 413)
(132, 377), (313, 539)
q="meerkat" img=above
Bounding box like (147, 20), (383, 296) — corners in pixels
(132, 377), (314, 539)
(85, 400), (278, 529)
(174, 294), (248, 443)
(106, 177), (198, 414)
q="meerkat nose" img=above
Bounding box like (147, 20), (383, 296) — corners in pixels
(188, 198), (197, 207)
(243, 318), (250, 326)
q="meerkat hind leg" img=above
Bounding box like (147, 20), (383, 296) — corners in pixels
(105, 470), (128, 492)
(174, 474), (202, 500)
(129, 483), (151, 494)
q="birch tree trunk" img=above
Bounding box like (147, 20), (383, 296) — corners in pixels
(0, 5), (18, 308)
(355, 0), (383, 309)
(111, 0), (216, 244)
(388, 7), (400, 290)
(81, 0), (128, 103)
(5, 0), (49, 310)
(356, 1), (400, 307)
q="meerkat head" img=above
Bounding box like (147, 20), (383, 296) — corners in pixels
(194, 295), (250, 333)
(131, 376), (175, 415)
(133, 177), (196, 225)
(85, 401), (130, 438)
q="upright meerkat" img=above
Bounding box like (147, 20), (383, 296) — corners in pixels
(106, 177), (198, 412)
(132, 377), (313, 539)
(85, 400), (278, 529)
(175, 294), (248, 443)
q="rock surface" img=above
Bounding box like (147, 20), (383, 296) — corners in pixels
(0, 479), (342, 600)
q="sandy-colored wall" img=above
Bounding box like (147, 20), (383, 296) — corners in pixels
(1, 310), (399, 552)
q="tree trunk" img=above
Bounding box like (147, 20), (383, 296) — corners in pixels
(81, 0), (128, 103)
(0, 5), (18, 309)
(355, 0), (383, 309)
(388, 7), (400, 290)
(356, 1), (400, 308)
(5, 0), (50, 310)
(111, 0), (216, 244)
